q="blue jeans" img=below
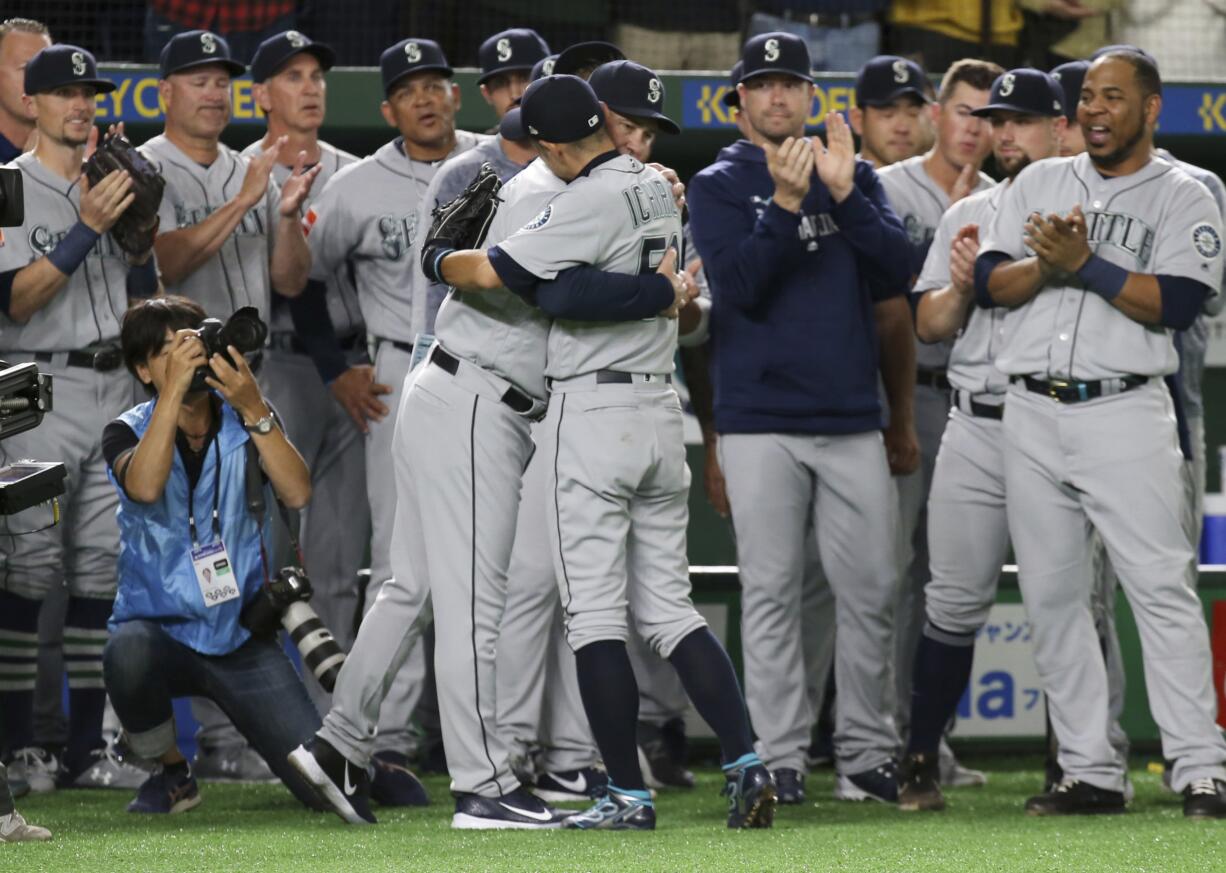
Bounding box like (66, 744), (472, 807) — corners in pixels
(103, 620), (323, 809)
(748, 11), (881, 73)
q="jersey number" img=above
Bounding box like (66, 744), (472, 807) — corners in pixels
(637, 234), (680, 275)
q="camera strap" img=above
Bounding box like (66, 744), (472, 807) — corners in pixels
(187, 435), (222, 546)
(244, 437), (305, 569)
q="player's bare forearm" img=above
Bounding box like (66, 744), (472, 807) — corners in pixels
(987, 257), (1046, 307)
(440, 250), (501, 291)
(1109, 273), (1163, 324)
(875, 295), (916, 427)
(119, 385), (186, 503)
(154, 197), (254, 285)
(7, 260), (71, 324)
(916, 283), (975, 342)
(270, 217), (311, 298)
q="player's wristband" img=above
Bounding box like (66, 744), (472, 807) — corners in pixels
(1075, 253), (1128, 302)
(46, 221), (100, 276)
(126, 258), (158, 298)
(421, 241), (456, 284)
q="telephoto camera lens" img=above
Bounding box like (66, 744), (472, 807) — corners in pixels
(276, 569), (347, 692)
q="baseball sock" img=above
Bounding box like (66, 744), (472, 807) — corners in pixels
(63, 596), (112, 773)
(668, 628), (754, 764)
(574, 640), (645, 791)
(907, 622), (976, 757)
(0, 591), (42, 752)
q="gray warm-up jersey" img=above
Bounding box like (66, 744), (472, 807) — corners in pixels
(0, 152), (131, 350)
(878, 154), (994, 370)
(495, 155), (682, 381)
(413, 135), (531, 334)
(912, 183), (1008, 397)
(240, 139), (363, 336)
(142, 135), (281, 321)
(982, 153), (1223, 380)
(1157, 148), (1226, 418)
(435, 158), (558, 401)
(305, 132), (487, 344)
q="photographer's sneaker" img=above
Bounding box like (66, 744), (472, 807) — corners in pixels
(1183, 777), (1226, 819)
(724, 755), (776, 828)
(564, 787), (655, 830)
(193, 743), (276, 784)
(0, 811), (52, 843)
(835, 761), (899, 803)
(59, 738), (150, 789)
(127, 764), (202, 814)
(9, 747), (58, 794)
(452, 786), (570, 829)
(370, 750), (429, 807)
(288, 737), (376, 824)
(534, 767), (608, 803)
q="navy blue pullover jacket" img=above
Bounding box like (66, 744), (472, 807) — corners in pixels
(688, 138), (909, 435)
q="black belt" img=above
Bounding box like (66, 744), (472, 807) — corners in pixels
(268, 331), (364, 356)
(916, 367), (952, 392)
(953, 390), (1003, 420)
(776, 9), (877, 28)
(594, 370), (672, 384)
(33, 346), (122, 372)
(429, 346), (535, 416)
(1017, 374), (1148, 404)
(373, 336), (415, 356)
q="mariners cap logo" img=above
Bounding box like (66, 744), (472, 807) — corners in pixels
(496, 38), (513, 62)
(1193, 223), (1222, 259)
(892, 59), (909, 84)
(405, 41), (422, 63)
(999, 73), (1016, 97)
(541, 57), (556, 76)
(764, 38), (780, 63)
(1051, 70), (1063, 81)
(71, 51), (87, 77)
(286, 30), (307, 49)
(201, 33), (217, 54)
(647, 77), (662, 104)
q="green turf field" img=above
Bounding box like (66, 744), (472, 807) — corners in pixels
(3, 756), (1221, 872)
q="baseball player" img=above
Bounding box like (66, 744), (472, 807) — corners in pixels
(0, 19), (50, 163)
(849, 55), (932, 169)
(1050, 60), (1088, 157)
(874, 57), (999, 787)
(688, 32), (912, 805)
(977, 50), (1226, 818)
(140, 29), (320, 783)
(0, 45), (158, 791)
(894, 68), (1068, 813)
(240, 31), (370, 717)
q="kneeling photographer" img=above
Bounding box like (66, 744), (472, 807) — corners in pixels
(101, 296), (324, 814)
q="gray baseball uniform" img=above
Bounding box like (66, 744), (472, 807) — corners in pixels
(318, 156), (552, 798)
(877, 155), (994, 735)
(239, 140), (368, 711)
(982, 152), (1226, 793)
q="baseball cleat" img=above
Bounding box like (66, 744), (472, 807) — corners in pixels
(773, 767), (806, 805)
(127, 765), (202, 814)
(724, 759), (776, 828)
(564, 787), (655, 830)
(834, 761), (899, 804)
(288, 737), (376, 824)
(1183, 777), (1226, 819)
(1024, 779), (1126, 816)
(9, 747), (59, 794)
(452, 786), (570, 829)
(533, 767), (608, 803)
(0, 811), (52, 842)
(898, 752), (946, 812)
(938, 740), (986, 788)
(636, 719), (695, 790)
(370, 750), (429, 807)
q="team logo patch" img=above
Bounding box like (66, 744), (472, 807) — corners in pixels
(764, 38), (780, 63)
(892, 59), (909, 84)
(1192, 223), (1222, 259)
(71, 51), (87, 77)
(496, 38), (513, 62)
(999, 73), (1016, 97)
(201, 33), (217, 55)
(302, 207), (318, 236)
(541, 57), (556, 76)
(647, 78), (662, 104)
(286, 31), (307, 48)
(523, 204), (552, 231)
(405, 42), (422, 63)
(587, 114), (599, 128)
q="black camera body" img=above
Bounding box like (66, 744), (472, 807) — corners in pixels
(189, 306), (269, 392)
(240, 566), (347, 692)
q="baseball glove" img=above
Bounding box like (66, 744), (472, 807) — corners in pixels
(83, 132), (164, 257)
(420, 162), (502, 283)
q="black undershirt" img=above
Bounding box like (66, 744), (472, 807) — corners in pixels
(102, 395), (224, 496)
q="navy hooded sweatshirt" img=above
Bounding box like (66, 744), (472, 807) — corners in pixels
(687, 139), (910, 436)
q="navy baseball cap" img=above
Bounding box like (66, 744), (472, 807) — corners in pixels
(250, 30), (335, 83)
(553, 41), (625, 77)
(24, 45), (115, 95)
(478, 29), (550, 84)
(855, 55), (929, 107)
(160, 30), (246, 78)
(519, 75), (604, 142)
(723, 61), (744, 109)
(971, 68), (1064, 118)
(1049, 60), (1088, 122)
(500, 53), (561, 139)
(531, 54), (558, 82)
(381, 38), (452, 96)
(740, 32), (812, 84)
(589, 61), (680, 135)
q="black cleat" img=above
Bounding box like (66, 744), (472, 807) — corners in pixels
(452, 786), (569, 829)
(370, 750), (429, 807)
(1024, 779), (1126, 816)
(288, 737), (376, 824)
(898, 752), (945, 812)
(1183, 778), (1226, 819)
(835, 761), (899, 803)
(724, 761), (776, 828)
(773, 768), (806, 804)
(637, 719), (695, 790)
(564, 787), (655, 830)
